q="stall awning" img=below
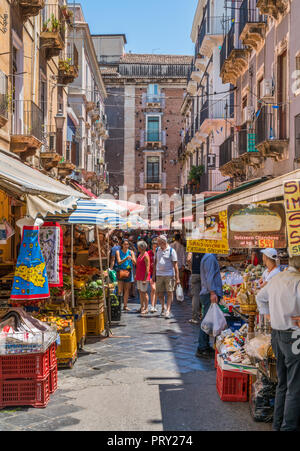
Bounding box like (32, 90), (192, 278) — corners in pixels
(0, 150), (88, 218)
(70, 181), (98, 199)
(205, 170), (300, 214)
(0, 151), (87, 200)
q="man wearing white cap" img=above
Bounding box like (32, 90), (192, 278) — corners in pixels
(260, 248), (280, 288)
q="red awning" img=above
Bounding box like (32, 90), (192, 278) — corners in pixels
(72, 181), (97, 199)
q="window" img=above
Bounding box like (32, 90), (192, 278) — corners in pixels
(147, 116), (160, 142)
(147, 156), (160, 183)
(147, 84), (159, 101)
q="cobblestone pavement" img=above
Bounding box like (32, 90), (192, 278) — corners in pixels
(0, 297), (271, 431)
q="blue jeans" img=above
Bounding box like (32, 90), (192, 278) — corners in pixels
(272, 329), (300, 431)
(198, 293), (212, 351)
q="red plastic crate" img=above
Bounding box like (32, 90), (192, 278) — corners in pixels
(48, 342), (57, 370)
(216, 364), (249, 402)
(49, 365), (58, 395)
(0, 350), (50, 380)
(0, 377), (50, 409)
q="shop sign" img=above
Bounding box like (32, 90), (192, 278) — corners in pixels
(284, 180), (300, 256)
(186, 210), (229, 254)
(227, 203), (286, 249)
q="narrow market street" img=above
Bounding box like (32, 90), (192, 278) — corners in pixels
(0, 297), (271, 432)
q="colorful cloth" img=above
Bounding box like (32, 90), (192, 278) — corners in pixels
(11, 226), (50, 300)
(39, 222), (63, 288)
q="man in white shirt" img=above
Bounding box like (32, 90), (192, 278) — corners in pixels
(259, 248), (280, 288)
(153, 235), (180, 319)
(256, 256), (300, 432)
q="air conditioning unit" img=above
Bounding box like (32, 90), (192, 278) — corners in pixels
(262, 79), (274, 99)
(243, 106), (255, 123)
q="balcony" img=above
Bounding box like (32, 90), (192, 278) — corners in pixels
(145, 95), (165, 109)
(255, 105), (289, 160)
(0, 71), (8, 128)
(257, 0), (288, 20)
(58, 44), (79, 85)
(40, 3), (65, 59)
(220, 25), (250, 85)
(144, 176), (162, 190)
(40, 126), (62, 170)
(219, 134), (246, 179)
(239, 0), (267, 51)
(139, 131), (166, 150)
(18, 0), (45, 22)
(198, 98), (234, 135)
(187, 66), (198, 95)
(57, 161), (75, 178)
(10, 100), (44, 157)
(195, 15), (224, 58)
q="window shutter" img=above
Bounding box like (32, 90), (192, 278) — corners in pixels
(161, 93), (166, 109)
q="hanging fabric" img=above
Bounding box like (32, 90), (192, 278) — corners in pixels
(11, 225), (50, 301)
(39, 222), (63, 288)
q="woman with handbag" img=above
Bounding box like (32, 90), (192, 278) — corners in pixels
(136, 241), (150, 315)
(116, 239), (136, 311)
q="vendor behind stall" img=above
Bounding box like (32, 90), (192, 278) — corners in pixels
(259, 248), (280, 288)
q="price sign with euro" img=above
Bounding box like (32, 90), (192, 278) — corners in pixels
(284, 180), (300, 256)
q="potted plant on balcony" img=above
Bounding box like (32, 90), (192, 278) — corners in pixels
(188, 165), (205, 186)
(59, 57), (72, 74)
(61, 5), (74, 24)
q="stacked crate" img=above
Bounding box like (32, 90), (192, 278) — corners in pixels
(0, 342), (58, 409)
(77, 299), (105, 336)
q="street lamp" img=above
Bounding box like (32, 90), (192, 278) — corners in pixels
(54, 109), (66, 130)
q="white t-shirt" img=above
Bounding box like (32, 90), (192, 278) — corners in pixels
(262, 266), (280, 283)
(156, 245), (178, 277)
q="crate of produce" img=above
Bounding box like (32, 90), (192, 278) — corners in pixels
(49, 365), (58, 395)
(56, 329), (77, 360)
(216, 363), (249, 402)
(0, 349), (51, 380)
(86, 312), (105, 336)
(75, 313), (86, 348)
(0, 377), (50, 409)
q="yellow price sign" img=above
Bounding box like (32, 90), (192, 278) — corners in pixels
(258, 239), (275, 249)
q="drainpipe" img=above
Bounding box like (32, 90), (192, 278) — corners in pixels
(32, 16), (38, 104)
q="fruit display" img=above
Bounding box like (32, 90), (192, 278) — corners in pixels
(77, 279), (103, 300)
(33, 313), (74, 333)
(244, 264), (264, 281)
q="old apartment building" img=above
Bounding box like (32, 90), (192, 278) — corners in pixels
(180, 0), (234, 196)
(92, 34), (192, 201)
(218, 0), (300, 185)
(0, 0), (108, 197)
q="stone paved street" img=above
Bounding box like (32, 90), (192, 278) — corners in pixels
(0, 297), (271, 431)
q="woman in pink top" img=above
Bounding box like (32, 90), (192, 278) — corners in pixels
(136, 241), (150, 315)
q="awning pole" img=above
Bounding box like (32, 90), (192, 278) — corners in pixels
(71, 224), (75, 309)
(96, 226), (110, 337)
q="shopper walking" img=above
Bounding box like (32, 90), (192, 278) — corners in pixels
(187, 252), (204, 324)
(115, 239), (136, 312)
(257, 256), (300, 432)
(135, 241), (150, 315)
(171, 234), (186, 294)
(148, 239), (158, 313)
(195, 253), (223, 358)
(153, 235), (180, 319)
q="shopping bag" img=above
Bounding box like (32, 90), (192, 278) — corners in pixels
(176, 284), (184, 302)
(201, 303), (227, 337)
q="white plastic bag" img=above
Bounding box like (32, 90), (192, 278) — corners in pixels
(176, 284), (184, 302)
(201, 304), (227, 337)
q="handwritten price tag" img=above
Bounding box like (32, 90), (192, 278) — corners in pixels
(259, 239), (275, 249)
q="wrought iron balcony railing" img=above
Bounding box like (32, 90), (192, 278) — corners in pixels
(12, 100), (44, 142)
(219, 134), (234, 167)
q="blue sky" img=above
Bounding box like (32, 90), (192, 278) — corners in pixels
(79, 0), (198, 55)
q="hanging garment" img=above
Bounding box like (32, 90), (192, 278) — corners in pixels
(11, 226), (50, 301)
(39, 222), (63, 288)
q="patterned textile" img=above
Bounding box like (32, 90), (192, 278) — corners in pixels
(11, 226), (50, 300)
(39, 222), (63, 288)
